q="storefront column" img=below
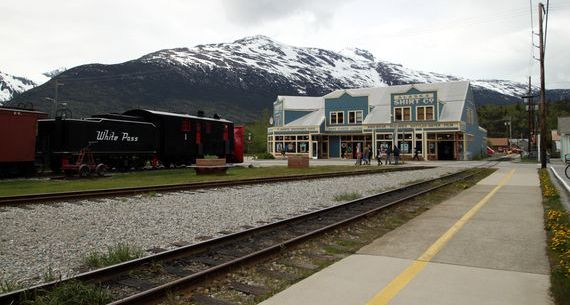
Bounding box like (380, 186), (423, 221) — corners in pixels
(463, 134), (468, 160)
(372, 130), (377, 158)
(271, 132), (275, 154)
(308, 136), (313, 159)
(422, 130), (428, 160)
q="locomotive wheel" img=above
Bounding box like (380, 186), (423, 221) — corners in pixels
(96, 164), (106, 177)
(79, 165), (90, 177)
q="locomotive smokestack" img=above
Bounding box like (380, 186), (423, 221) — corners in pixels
(197, 110), (205, 117)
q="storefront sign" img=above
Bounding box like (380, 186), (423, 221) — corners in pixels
(363, 121), (461, 132)
(392, 90), (437, 107)
(268, 126), (319, 133)
(325, 125), (363, 132)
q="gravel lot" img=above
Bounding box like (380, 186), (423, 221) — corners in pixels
(0, 167), (461, 286)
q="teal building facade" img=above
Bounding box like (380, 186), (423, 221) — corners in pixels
(268, 81), (487, 160)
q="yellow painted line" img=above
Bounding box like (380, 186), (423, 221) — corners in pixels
(366, 168), (516, 305)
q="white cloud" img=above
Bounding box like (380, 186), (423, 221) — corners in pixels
(0, 0), (568, 88)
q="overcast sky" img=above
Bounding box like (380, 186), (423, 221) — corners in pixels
(1, 0), (569, 88)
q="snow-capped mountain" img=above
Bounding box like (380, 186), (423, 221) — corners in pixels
(8, 35), (556, 121)
(141, 35), (530, 99)
(0, 71), (37, 104)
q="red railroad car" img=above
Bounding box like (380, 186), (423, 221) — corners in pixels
(0, 107), (47, 176)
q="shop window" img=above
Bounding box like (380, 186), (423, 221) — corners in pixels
(330, 111), (344, 125)
(348, 110), (363, 124)
(399, 141), (413, 154)
(394, 107), (411, 121)
(428, 142), (436, 154)
(416, 106), (434, 121)
(466, 108), (474, 124)
(297, 142), (309, 153)
(415, 133), (423, 139)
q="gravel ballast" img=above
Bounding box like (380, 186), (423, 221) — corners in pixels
(0, 167), (461, 287)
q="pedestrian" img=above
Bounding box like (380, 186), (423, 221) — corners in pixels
(413, 145), (421, 161)
(394, 145), (400, 165)
(386, 145), (392, 165)
(367, 145), (373, 165)
(376, 147), (382, 165)
(363, 145), (369, 165)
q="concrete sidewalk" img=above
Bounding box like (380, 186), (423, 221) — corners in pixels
(260, 164), (551, 305)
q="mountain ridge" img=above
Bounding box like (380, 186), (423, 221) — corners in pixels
(6, 35), (569, 121)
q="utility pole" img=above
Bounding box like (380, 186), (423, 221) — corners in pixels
(527, 76), (532, 154)
(538, 2), (547, 168)
(52, 80), (63, 119)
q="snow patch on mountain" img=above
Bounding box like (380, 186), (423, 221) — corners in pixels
(141, 35), (387, 94)
(0, 71), (37, 104)
(471, 79), (529, 97)
(139, 35), (530, 99)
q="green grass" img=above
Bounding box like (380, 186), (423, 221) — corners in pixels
(21, 280), (111, 305)
(42, 266), (60, 283)
(82, 243), (144, 269)
(0, 278), (21, 294)
(333, 192), (362, 202)
(0, 166), (384, 197)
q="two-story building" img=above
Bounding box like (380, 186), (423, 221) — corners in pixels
(267, 81), (487, 160)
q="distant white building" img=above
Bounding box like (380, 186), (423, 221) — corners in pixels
(558, 118), (570, 159)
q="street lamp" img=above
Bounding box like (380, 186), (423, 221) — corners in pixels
(504, 119), (512, 141)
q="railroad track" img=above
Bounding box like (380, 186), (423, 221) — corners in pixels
(0, 166), (430, 206)
(0, 160), (501, 305)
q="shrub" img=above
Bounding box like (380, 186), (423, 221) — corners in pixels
(333, 192), (361, 202)
(255, 152), (275, 159)
(82, 243), (144, 269)
(22, 280), (111, 305)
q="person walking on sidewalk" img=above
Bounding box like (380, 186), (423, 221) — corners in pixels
(355, 144), (362, 165)
(386, 145), (392, 165)
(376, 147), (383, 165)
(363, 145), (369, 165)
(413, 145), (421, 161)
(394, 145), (400, 165)
(367, 145), (373, 165)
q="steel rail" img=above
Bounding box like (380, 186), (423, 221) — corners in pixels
(0, 166), (429, 206)
(108, 163), (497, 305)
(0, 161), (500, 305)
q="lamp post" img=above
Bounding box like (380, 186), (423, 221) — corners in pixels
(504, 119), (512, 142)
(46, 81), (64, 118)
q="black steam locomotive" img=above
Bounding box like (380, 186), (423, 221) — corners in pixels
(36, 109), (244, 172)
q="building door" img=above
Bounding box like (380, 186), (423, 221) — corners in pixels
(320, 142), (328, 159)
(437, 141), (455, 160)
(312, 142), (318, 159)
